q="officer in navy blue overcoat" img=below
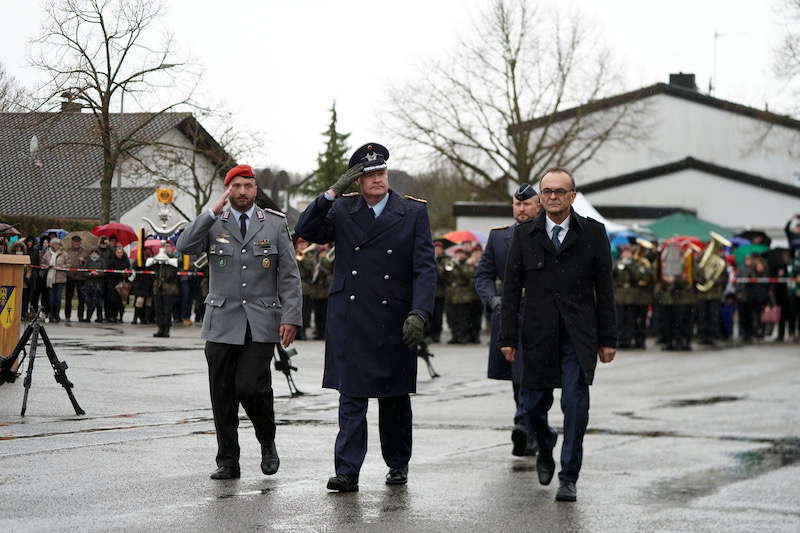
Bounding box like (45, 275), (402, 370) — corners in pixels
(295, 142), (436, 492)
(474, 184), (541, 457)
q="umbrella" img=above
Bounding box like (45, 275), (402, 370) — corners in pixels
(441, 230), (480, 244)
(732, 243), (769, 265)
(39, 228), (68, 239)
(610, 230), (640, 250)
(91, 222), (137, 246)
(64, 230), (98, 249)
(129, 239), (164, 258)
(735, 229), (771, 247)
(0, 223), (20, 237)
(729, 236), (751, 248)
(662, 235), (704, 249)
(646, 213), (733, 240)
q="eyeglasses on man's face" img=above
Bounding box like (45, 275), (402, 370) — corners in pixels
(540, 188), (575, 198)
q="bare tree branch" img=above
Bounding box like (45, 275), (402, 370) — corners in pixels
(386, 0), (646, 190)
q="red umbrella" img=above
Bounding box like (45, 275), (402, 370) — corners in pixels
(441, 230), (479, 244)
(662, 235), (704, 250)
(129, 239), (165, 259)
(91, 222), (138, 246)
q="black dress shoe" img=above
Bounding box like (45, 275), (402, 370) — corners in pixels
(385, 466), (408, 485)
(536, 430), (558, 486)
(523, 436), (538, 456)
(210, 465), (240, 480)
(511, 425), (528, 457)
(261, 441), (280, 475)
(327, 474), (358, 492)
(555, 480), (577, 502)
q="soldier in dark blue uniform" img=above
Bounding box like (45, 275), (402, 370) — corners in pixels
(295, 142), (436, 492)
(475, 183), (540, 457)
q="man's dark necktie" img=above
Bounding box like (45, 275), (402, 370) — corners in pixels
(551, 225), (562, 251)
(369, 207), (376, 220)
(240, 213), (248, 238)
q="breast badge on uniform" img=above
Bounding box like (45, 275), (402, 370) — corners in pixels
(216, 234), (231, 244)
(262, 257), (271, 269)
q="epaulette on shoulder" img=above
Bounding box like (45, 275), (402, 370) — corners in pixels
(490, 225), (510, 231)
(264, 207), (286, 218)
(404, 194), (427, 204)
(341, 192), (360, 197)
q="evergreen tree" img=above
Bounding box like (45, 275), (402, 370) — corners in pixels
(299, 102), (351, 195)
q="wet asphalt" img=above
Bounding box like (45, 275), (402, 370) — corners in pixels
(0, 322), (798, 532)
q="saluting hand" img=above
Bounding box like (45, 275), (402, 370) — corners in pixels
(598, 346), (616, 363)
(211, 186), (232, 215)
(501, 346), (516, 362)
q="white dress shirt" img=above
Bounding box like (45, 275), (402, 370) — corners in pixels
(545, 213), (571, 245)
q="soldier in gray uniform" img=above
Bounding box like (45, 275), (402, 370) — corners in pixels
(176, 164), (302, 481)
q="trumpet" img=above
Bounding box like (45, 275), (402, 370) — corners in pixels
(696, 231), (731, 292)
(634, 238), (654, 276)
(295, 243), (317, 262)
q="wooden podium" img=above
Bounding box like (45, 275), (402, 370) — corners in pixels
(0, 254), (30, 357)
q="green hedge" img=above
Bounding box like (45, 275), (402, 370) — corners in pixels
(0, 214), (99, 240)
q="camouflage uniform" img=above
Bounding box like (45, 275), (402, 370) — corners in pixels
(444, 258), (479, 343)
(309, 250), (333, 339)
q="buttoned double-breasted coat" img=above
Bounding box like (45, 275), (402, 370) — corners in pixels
(295, 190), (436, 398)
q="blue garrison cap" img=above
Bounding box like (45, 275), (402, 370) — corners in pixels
(348, 142), (389, 173)
(514, 183), (537, 201)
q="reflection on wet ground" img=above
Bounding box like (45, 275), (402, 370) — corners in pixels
(644, 438), (800, 505)
(658, 395), (745, 408)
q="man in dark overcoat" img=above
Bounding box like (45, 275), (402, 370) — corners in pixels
(500, 168), (617, 503)
(474, 183), (540, 456)
(295, 142), (436, 492)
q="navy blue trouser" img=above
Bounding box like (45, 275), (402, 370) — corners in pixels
(334, 393), (412, 481)
(518, 333), (590, 483)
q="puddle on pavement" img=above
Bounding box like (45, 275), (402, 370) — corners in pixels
(141, 372), (204, 379)
(58, 342), (196, 352)
(658, 395), (744, 408)
(644, 438), (800, 505)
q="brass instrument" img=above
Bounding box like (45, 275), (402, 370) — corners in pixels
(696, 231), (731, 292)
(193, 252), (208, 269)
(682, 242), (701, 286)
(295, 243), (317, 262)
(633, 238), (654, 284)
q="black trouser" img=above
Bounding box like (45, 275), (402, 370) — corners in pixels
(299, 294), (312, 340)
(696, 299), (720, 342)
(334, 393), (412, 481)
(738, 301), (755, 341)
(786, 295), (799, 338)
(468, 300), (483, 342)
(312, 297), (328, 339)
(677, 304), (693, 346)
(83, 282), (104, 321)
(446, 302), (472, 343)
(205, 327), (276, 468)
(615, 304), (636, 347)
(154, 293), (176, 333)
(632, 304), (648, 348)
(64, 279), (85, 320)
(430, 296), (445, 342)
(30, 275), (49, 315)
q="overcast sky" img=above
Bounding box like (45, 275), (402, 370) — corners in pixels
(0, 0), (791, 175)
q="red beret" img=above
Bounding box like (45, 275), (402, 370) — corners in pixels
(224, 164), (256, 187)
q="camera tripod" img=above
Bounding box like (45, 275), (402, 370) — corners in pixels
(0, 312), (85, 416)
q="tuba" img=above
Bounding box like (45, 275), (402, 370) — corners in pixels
(295, 243), (317, 262)
(696, 231), (731, 292)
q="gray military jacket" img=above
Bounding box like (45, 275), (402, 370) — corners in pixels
(176, 207), (302, 345)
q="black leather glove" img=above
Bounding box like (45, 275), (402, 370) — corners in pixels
(330, 163), (365, 195)
(402, 313), (425, 348)
(490, 296), (502, 313)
